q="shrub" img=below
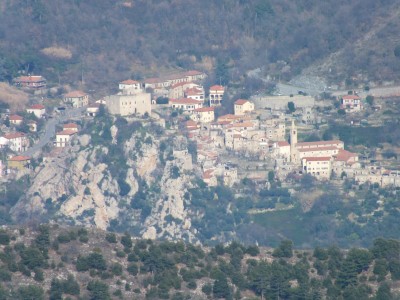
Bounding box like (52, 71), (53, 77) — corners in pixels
(105, 233), (117, 244)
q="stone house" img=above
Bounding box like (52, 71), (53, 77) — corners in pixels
(64, 91), (89, 108)
(274, 141), (291, 160)
(190, 107), (215, 123)
(105, 89), (152, 116)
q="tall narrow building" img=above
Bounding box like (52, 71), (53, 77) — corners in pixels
(290, 120), (298, 163)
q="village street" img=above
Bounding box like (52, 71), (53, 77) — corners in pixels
(22, 107), (85, 157)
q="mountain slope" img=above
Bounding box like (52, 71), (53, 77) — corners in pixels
(1, 0), (400, 90)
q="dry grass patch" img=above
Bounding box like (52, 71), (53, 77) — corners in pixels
(41, 46), (72, 59)
(0, 82), (29, 111)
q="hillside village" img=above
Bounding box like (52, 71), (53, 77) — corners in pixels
(1, 71), (400, 191)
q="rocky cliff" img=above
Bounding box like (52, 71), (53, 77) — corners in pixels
(11, 117), (202, 243)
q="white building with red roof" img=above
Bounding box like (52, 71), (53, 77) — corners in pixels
(169, 98), (203, 111)
(56, 130), (76, 148)
(4, 132), (28, 152)
(168, 82), (199, 99)
(87, 103), (101, 117)
(142, 70), (206, 90)
(64, 91), (89, 108)
(340, 95), (362, 112)
(185, 86), (205, 102)
(209, 85), (225, 106)
(9, 115), (23, 125)
(119, 79), (141, 92)
(234, 99), (255, 116)
(190, 107), (215, 123)
(274, 141), (291, 160)
(13, 75), (46, 89)
(63, 123), (79, 133)
(26, 104), (46, 118)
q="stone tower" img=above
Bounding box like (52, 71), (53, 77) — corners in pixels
(290, 119), (298, 163)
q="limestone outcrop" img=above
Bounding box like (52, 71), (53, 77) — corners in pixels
(11, 120), (199, 242)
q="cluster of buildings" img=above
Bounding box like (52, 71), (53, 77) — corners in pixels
(178, 93), (400, 188)
(6, 70), (400, 189)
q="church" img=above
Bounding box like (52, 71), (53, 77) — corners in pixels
(276, 120), (358, 180)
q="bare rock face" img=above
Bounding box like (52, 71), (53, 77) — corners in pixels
(12, 142), (121, 230)
(13, 120), (199, 242)
(142, 158), (196, 242)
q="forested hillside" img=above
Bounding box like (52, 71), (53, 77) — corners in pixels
(1, 0), (400, 92)
(0, 225), (398, 299)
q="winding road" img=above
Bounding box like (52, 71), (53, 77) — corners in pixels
(22, 107), (85, 157)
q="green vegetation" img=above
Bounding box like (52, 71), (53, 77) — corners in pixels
(0, 225), (395, 298)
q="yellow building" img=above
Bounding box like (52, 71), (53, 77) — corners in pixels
(190, 107), (215, 123)
(302, 157), (331, 180)
(234, 99), (255, 116)
(8, 155), (31, 171)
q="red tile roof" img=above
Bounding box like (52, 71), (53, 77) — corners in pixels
(334, 149), (358, 162)
(65, 91), (87, 98)
(185, 87), (203, 95)
(210, 85), (225, 91)
(29, 104), (45, 110)
(235, 99), (249, 105)
(63, 123), (78, 129)
(297, 140), (343, 147)
(277, 141), (290, 147)
(56, 130), (76, 136)
(4, 132), (25, 139)
(203, 169), (215, 179)
(171, 82), (192, 89)
(120, 79), (139, 85)
(15, 76), (45, 83)
(9, 155), (30, 162)
(194, 107), (214, 113)
(9, 115), (23, 121)
(342, 95), (360, 100)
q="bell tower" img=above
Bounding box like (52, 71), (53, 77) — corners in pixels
(290, 120), (298, 163)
